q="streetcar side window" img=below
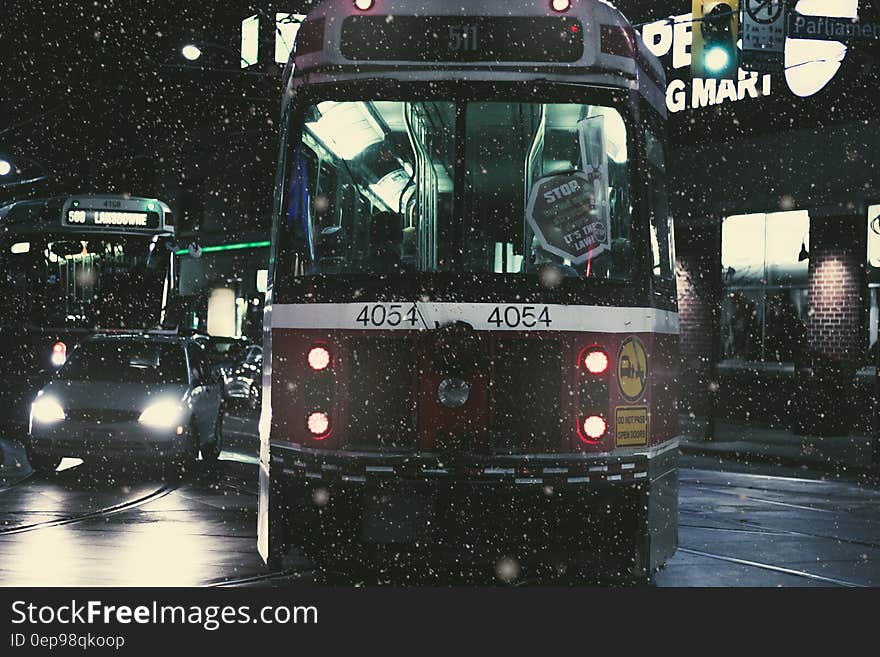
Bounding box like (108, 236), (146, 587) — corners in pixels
(645, 125), (675, 286)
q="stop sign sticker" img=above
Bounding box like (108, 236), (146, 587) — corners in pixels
(526, 171), (611, 265)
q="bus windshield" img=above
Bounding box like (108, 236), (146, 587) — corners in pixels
(283, 96), (634, 282)
(0, 234), (171, 330)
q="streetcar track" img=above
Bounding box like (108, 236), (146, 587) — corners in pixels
(676, 547), (868, 587)
(0, 484), (178, 536)
(207, 569), (311, 587)
(680, 515), (880, 550)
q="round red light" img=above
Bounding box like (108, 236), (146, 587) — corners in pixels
(354, 0), (374, 10)
(581, 415), (607, 442)
(308, 412), (330, 438)
(551, 0), (572, 12)
(308, 346), (331, 371)
(51, 342), (67, 367)
(584, 350), (609, 375)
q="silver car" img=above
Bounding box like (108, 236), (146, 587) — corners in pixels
(27, 336), (224, 474)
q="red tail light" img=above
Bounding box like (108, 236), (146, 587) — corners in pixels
(307, 412), (331, 439)
(579, 415), (607, 443)
(308, 346), (331, 371)
(51, 341), (67, 367)
(583, 348), (609, 375)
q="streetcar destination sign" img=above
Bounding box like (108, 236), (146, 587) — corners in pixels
(65, 208), (161, 229)
(340, 16), (584, 63)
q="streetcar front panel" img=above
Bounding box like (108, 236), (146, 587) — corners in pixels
(261, 0), (678, 579)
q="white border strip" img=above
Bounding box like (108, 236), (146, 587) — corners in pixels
(271, 303), (679, 334)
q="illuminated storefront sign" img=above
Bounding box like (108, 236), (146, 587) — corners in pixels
(639, 0), (861, 112)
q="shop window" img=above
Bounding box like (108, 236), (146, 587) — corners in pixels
(721, 211), (810, 363)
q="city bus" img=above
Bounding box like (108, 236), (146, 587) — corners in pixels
(0, 195), (177, 436)
(259, 0), (679, 582)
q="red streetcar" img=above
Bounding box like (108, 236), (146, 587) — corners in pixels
(259, 0), (679, 582)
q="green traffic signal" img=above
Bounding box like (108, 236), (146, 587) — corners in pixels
(692, 0), (740, 79)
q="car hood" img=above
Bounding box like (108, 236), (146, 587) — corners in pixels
(39, 380), (190, 412)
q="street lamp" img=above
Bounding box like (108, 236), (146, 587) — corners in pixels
(0, 154), (50, 189)
(180, 41), (251, 67)
(181, 44), (203, 61)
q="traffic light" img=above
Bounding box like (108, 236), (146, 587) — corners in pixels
(692, 0), (740, 79)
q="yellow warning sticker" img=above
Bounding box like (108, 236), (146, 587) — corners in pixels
(617, 336), (648, 402)
(616, 406), (648, 447)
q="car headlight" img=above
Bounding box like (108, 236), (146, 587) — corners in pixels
(30, 395), (65, 425)
(138, 399), (185, 430)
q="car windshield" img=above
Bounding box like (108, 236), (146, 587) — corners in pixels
(282, 96), (633, 281)
(59, 341), (188, 384)
(0, 234), (171, 330)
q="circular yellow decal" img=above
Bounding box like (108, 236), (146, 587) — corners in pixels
(617, 336), (648, 402)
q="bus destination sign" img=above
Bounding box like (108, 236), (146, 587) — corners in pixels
(340, 16), (584, 63)
(65, 208), (161, 229)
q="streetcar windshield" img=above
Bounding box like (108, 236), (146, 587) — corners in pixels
(283, 96), (633, 281)
(0, 235), (171, 330)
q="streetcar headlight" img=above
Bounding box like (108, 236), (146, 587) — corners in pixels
(139, 399), (185, 430)
(308, 346), (331, 371)
(583, 349), (609, 375)
(354, 0), (374, 10)
(580, 415), (607, 443)
(308, 412), (331, 439)
(551, 0), (572, 12)
(31, 395), (65, 425)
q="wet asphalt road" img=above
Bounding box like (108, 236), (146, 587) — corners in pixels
(2, 412), (880, 587)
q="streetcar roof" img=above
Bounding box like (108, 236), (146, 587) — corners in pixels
(284, 0), (666, 117)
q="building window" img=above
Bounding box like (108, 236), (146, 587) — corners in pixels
(866, 205), (880, 360)
(721, 211), (810, 363)
(240, 14), (259, 68)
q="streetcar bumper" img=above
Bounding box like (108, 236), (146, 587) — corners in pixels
(268, 441), (678, 575)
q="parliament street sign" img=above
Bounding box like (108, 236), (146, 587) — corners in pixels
(788, 13), (880, 41)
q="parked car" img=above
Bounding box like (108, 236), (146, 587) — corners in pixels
(26, 335), (224, 474)
(191, 335), (251, 386)
(224, 345), (262, 410)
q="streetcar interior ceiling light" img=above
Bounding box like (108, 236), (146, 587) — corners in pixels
(354, 0), (374, 10)
(51, 342), (67, 367)
(31, 395), (65, 425)
(308, 346), (331, 371)
(11, 242), (30, 254)
(551, 0), (572, 12)
(308, 102), (384, 161)
(181, 44), (202, 61)
(583, 349), (609, 375)
(0, 159), (11, 176)
(308, 412), (331, 437)
(582, 415), (607, 441)
(585, 107), (627, 164)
